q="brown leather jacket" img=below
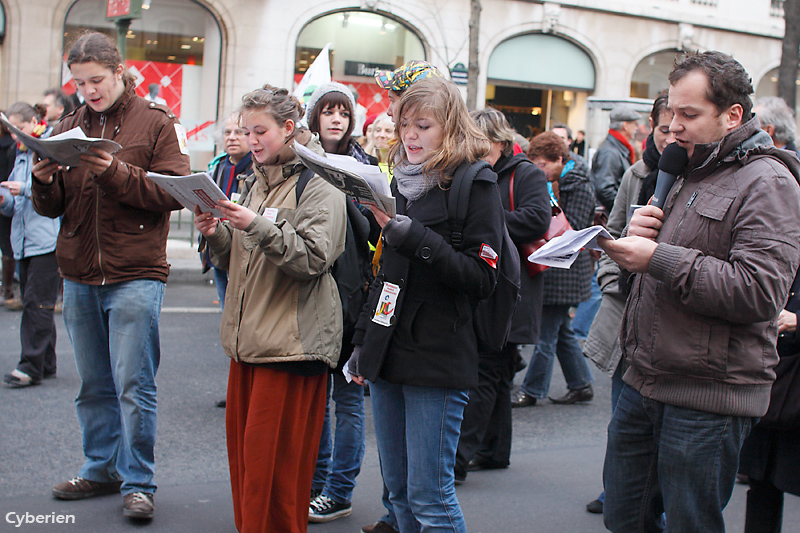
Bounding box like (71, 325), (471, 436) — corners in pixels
(31, 83), (190, 285)
(621, 117), (800, 417)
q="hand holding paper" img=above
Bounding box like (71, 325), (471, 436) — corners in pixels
(527, 225), (613, 269)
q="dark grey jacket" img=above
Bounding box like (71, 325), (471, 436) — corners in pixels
(592, 133), (632, 212)
(621, 117), (800, 417)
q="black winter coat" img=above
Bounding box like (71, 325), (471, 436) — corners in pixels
(738, 268), (800, 496)
(353, 165), (505, 389)
(494, 153), (551, 344)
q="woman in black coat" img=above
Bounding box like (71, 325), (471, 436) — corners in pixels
(454, 108), (551, 482)
(738, 269), (800, 533)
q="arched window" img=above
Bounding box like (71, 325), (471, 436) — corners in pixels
(486, 33), (596, 138)
(63, 0), (222, 168)
(630, 50), (680, 99)
(295, 10), (425, 124)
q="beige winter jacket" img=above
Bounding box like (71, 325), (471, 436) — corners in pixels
(205, 131), (347, 367)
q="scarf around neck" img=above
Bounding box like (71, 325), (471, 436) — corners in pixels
(609, 128), (636, 165)
(636, 134), (662, 206)
(393, 162), (440, 203)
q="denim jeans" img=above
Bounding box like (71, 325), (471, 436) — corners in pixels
(520, 304), (594, 398)
(212, 266), (228, 311)
(572, 268), (601, 339)
(62, 278), (165, 495)
(370, 379), (468, 533)
(312, 371), (366, 504)
(603, 384), (752, 532)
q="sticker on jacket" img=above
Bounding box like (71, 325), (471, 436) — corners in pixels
(262, 207), (278, 223)
(372, 282), (400, 327)
(174, 124), (190, 155)
(480, 244), (498, 269)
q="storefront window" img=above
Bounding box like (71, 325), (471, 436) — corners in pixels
(295, 10), (425, 121)
(63, 0), (221, 168)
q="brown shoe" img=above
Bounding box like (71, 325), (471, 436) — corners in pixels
(5, 297), (22, 311)
(123, 492), (154, 519)
(549, 384), (594, 404)
(362, 521), (400, 533)
(52, 477), (122, 500)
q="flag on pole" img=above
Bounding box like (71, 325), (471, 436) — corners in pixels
(293, 43), (332, 104)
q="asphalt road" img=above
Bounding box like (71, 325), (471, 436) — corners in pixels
(1, 279), (797, 532)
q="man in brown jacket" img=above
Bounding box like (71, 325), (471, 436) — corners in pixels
(600, 51), (800, 532)
(31, 32), (190, 521)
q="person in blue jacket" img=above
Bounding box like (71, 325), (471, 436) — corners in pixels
(2, 102), (60, 387)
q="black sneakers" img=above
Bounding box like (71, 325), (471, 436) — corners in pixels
(309, 494), (352, 523)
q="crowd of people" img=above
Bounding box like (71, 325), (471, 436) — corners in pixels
(4, 28), (800, 533)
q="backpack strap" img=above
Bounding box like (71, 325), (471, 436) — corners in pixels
(295, 165), (316, 203)
(448, 160), (491, 249)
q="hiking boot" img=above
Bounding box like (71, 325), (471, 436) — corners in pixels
(4, 369), (39, 388)
(309, 494), (352, 523)
(123, 492), (154, 519)
(52, 477), (122, 500)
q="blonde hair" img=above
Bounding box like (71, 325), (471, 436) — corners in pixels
(389, 77), (489, 184)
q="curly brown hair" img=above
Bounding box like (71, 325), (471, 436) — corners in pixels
(526, 131), (570, 162)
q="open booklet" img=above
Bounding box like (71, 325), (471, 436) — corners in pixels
(146, 171), (228, 218)
(527, 225), (614, 269)
(0, 113), (122, 168)
(292, 141), (396, 217)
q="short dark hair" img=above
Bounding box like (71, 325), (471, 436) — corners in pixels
(527, 131), (570, 162)
(44, 88), (75, 116)
(669, 51), (753, 122)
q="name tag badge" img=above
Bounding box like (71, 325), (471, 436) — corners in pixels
(372, 282), (400, 327)
(230, 192), (241, 204)
(262, 207), (279, 223)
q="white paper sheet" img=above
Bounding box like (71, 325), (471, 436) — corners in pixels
(527, 225), (613, 269)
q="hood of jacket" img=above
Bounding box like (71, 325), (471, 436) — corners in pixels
(687, 115), (800, 185)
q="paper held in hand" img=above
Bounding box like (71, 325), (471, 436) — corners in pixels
(292, 141), (396, 217)
(146, 171), (228, 218)
(528, 225), (614, 269)
(0, 113), (122, 168)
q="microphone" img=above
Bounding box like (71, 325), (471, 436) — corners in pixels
(651, 143), (689, 209)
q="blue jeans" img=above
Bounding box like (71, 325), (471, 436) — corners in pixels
(370, 379), (468, 533)
(312, 371), (366, 504)
(63, 279), (165, 495)
(213, 266), (228, 310)
(603, 384), (752, 532)
(572, 268), (601, 339)
(520, 304), (594, 398)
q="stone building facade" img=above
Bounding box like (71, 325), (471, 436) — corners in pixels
(0, 0), (791, 167)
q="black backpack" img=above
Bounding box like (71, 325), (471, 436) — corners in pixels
(296, 167), (372, 365)
(447, 160), (521, 352)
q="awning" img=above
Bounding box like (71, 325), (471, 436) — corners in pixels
(488, 33), (595, 91)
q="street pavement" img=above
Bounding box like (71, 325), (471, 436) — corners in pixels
(1, 238), (798, 532)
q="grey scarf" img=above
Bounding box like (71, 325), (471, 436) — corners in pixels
(393, 162), (440, 203)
